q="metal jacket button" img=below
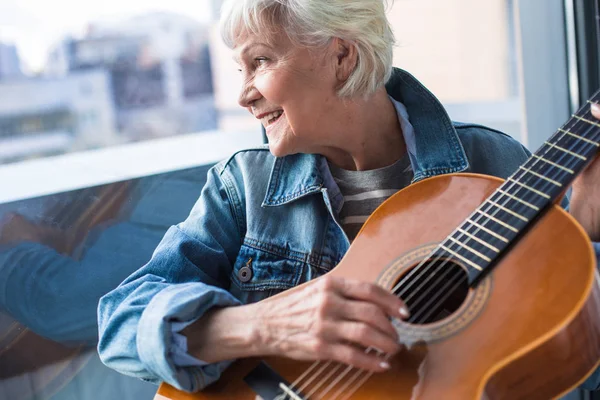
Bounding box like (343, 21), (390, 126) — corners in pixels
(238, 258), (253, 283)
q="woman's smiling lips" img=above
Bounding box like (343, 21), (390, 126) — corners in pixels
(256, 110), (285, 128)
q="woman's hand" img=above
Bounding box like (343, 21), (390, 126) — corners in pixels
(252, 275), (409, 372)
(569, 103), (600, 242)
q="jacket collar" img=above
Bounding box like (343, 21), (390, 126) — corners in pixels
(262, 68), (469, 207)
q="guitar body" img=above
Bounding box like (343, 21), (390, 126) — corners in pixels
(157, 173), (600, 400)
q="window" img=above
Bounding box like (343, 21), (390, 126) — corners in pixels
(388, 0), (521, 140)
(0, 1), (260, 165)
(0, 1), (585, 400)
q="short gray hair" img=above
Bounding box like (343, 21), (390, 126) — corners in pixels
(220, 0), (395, 98)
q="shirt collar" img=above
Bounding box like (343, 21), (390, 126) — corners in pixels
(386, 68), (469, 181)
(262, 67), (469, 207)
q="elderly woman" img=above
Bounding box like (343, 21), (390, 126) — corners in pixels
(97, 0), (600, 393)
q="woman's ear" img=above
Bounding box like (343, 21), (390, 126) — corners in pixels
(333, 38), (358, 84)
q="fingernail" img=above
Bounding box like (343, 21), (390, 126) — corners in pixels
(380, 361), (390, 369)
(399, 307), (410, 318)
(591, 103), (600, 114)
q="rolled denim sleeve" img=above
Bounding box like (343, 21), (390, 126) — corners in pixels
(171, 322), (208, 367)
(98, 164), (245, 392)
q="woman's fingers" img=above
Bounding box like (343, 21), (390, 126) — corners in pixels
(331, 298), (399, 340)
(326, 320), (401, 356)
(322, 343), (392, 372)
(320, 276), (409, 319)
(261, 276), (408, 370)
(591, 102), (600, 119)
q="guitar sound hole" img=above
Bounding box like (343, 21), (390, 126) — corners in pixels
(393, 260), (469, 325)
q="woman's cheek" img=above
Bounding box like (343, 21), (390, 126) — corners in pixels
(256, 71), (288, 103)
(254, 73), (272, 97)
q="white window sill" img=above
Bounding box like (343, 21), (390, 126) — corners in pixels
(0, 129), (263, 204)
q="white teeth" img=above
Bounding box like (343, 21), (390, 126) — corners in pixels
(261, 110), (283, 126)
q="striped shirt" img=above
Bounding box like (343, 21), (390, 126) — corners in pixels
(329, 157), (413, 241)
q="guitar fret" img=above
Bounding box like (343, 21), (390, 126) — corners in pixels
(496, 189), (540, 211)
(439, 244), (483, 271)
(518, 166), (562, 187)
(448, 236), (493, 262)
(545, 141), (587, 161)
(507, 178), (551, 199)
(452, 95), (600, 283)
(531, 154), (574, 174)
(573, 114), (600, 129)
(486, 199), (529, 222)
(467, 220), (509, 243)
(475, 210), (520, 233)
(558, 128), (600, 147)
(457, 228), (501, 252)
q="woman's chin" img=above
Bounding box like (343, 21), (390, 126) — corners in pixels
(267, 141), (293, 158)
(268, 145), (289, 158)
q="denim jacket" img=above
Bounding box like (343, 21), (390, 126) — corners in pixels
(97, 68), (600, 393)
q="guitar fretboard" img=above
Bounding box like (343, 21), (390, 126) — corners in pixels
(437, 93), (600, 285)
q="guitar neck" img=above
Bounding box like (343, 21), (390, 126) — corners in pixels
(437, 92), (600, 285)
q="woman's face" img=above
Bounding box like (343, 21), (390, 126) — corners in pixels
(234, 31), (340, 157)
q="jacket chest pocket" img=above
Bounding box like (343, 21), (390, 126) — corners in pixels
(230, 244), (306, 303)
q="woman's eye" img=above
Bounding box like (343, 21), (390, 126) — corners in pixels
(255, 57), (268, 66)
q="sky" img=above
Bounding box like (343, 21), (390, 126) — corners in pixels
(0, 0), (214, 73)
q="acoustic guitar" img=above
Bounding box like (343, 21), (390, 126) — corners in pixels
(156, 94), (600, 400)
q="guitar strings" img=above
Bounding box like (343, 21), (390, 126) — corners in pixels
(282, 106), (600, 399)
(393, 102), (600, 317)
(398, 108), (600, 344)
(332, 103), (600, 400)
(279, 100), (600, 399)
(390, 100), (600, 306)
(292, 117), (600, 400)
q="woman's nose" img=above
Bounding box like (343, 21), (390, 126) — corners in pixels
(238, 81), (262, 108)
